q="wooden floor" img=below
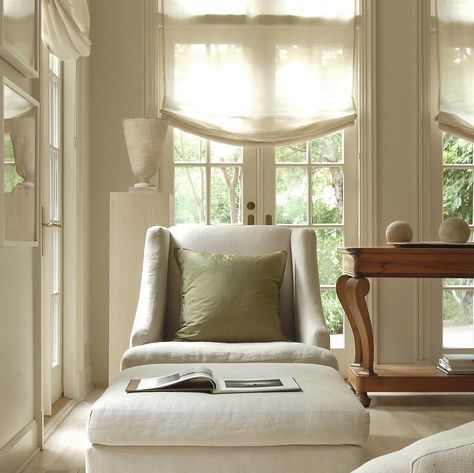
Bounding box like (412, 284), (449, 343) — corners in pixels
(23, 390), (474, 472)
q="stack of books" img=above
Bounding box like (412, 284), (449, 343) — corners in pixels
(437, 354), (474, 375)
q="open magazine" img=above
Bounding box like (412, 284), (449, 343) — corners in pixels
(126, 367), (302, 394)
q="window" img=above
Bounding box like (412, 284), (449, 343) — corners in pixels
(274, 132), (346, 347)
(442, 133), (474, 348)
(173, 130), (244, 225)
(165, 0), (360, 357)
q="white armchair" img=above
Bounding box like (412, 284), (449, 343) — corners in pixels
(121, 224), (338, 371)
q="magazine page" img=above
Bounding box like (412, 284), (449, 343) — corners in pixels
(213, 376), (301, 394)
(128, 367), (215, 392)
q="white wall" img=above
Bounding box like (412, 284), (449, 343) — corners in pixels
(0, 62), (40, 471)
(87, 0), (439, 384)
(375, 0), (421, 363)
(89, 0), (145, 384)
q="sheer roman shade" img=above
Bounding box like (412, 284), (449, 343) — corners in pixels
(161, 0), (356, 146)
(436, 0), (474, 141)
(41, 0), (91, 60)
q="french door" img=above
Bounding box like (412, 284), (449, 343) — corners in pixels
(41, 53), (63, 414)
(172, 127), (358, 370)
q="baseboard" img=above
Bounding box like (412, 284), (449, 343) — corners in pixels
(44, 399), (78, 443)
(0, 420), (38, 473)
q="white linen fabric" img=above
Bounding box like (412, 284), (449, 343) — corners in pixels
(88, 363), (369, 447)
(130, 226), (170, 346)
(121, 341), (338, 371)
(127, 225), (333, 371)
(41, 0), (91, 60)
(87, 444), (363, 473)
(352, 420), (474, 473)
(161, 0), (356, 146)
(436, 0), (474, 141)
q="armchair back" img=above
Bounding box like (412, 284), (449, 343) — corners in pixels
(165, 225), (294, 340)
(131, 224), (330, 350)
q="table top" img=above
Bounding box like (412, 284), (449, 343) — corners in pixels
(339, 245), (474, 278)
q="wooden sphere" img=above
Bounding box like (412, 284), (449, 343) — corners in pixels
(439, 217), (470, 243)
(385, 221), (413, 243)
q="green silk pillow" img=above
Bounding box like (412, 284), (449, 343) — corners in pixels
(174, 248), (288, 342)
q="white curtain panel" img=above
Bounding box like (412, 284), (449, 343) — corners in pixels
(161, 0), (356, 146)
(436, 0), (474, 142)
(41, 0), (91, 60)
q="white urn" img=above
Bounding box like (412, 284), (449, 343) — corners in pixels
(122, 117), (168, 188)
(5, 116), (36, 187)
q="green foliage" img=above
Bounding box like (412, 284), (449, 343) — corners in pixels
(275, 167), (307, 224)
(442, 133), (474, 328)
(316, 229), (343, 286)
(321, 291), (343, 335)
(3, 136), (23, 192)
(443, 290), (473, 326)
(442, 134), (474, 222)
(311, 131), (343, 163)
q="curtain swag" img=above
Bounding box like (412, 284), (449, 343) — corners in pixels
(41, 0), (91, 60)
(161, 0), (357, 147)
(436, 0), (474, 142)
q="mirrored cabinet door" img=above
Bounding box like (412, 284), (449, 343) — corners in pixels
(1, 77), (39, 245)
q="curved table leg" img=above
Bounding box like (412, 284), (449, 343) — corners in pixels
(336, 275), (362, 366)
(356, 391), (371, 408)
(345, 277), (375, 376)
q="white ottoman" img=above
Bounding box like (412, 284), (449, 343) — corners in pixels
(87, 363), (369, 473)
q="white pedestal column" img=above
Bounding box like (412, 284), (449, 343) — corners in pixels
(109, 192), (172, 383)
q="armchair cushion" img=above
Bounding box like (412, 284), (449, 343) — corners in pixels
(352, 420), (474, 473)
(174, 248), (288, 342)
(121, 341), (338, 371)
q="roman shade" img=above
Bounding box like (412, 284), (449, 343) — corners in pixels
(436, 0), (474, 141)
(161, 0), (357, 147)
(41, 0), (91, 60)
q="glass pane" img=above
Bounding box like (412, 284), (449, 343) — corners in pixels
(443, 289), (474, 348)
(51, 294), (61, 367)
(275, 143), (307, 163)
(442, 169), (473, 224)
(312, 167), (343, 224)
(321, 289), (344, 338)
(51, 227), (61, 294)
(3, 133), (14, 163)
(316, 228), (343, 286)
(4, 164), (23, 193)
(49, 53), (61, 77)
(444, 278), (474, 287)
(173, 129), (206, 163)
(210, 166), (242, 224)
(311, 131), (343, 163)
(4, 134), (23, 191)
(49, 78), (60, 149)
(443, 133), (473, 165)
(50, 149), (61, 221)
(210, 141), (242, 163)
(4, 84), (36, 242)
(275, 167), (308, 224)
(174, 166), (207, 224)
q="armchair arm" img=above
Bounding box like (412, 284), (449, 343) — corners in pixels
(130, 226), (170, 347)
(291, 228), (330, 349)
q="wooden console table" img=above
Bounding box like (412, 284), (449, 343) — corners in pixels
(337, 246), (474, 407)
